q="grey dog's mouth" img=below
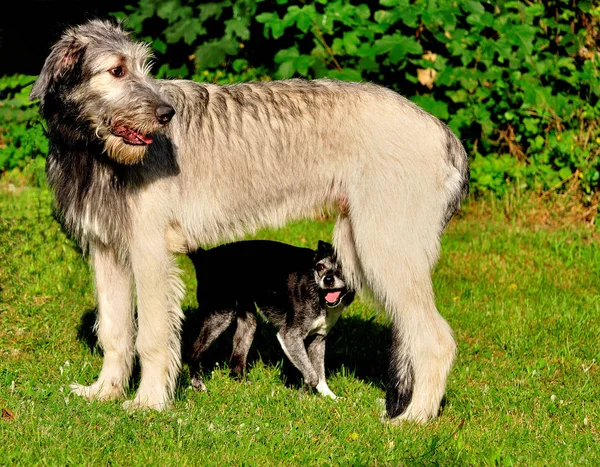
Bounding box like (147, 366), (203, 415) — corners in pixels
(110, 124), (153, 145)
(324, 290), (344, 307)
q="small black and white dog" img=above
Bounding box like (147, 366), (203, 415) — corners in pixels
(186, 240), (355, 399)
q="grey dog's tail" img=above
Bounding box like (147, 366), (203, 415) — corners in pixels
(442, 126), (470, 227)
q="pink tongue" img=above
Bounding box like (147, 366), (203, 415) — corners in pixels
(325, 291), (341, 303)
(124, 128), (153, 145)
(114, 125), (153, 145)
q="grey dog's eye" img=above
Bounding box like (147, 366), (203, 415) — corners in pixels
(316, 263), (326, 272)
(109, 66), (125, 77)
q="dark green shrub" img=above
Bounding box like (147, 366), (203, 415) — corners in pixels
(114, 0), (600, 200)
(0, 75), (47, 185)
(2, 0), (598, 202)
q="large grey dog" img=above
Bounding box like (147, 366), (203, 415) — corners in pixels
(30, 20), (469, 423)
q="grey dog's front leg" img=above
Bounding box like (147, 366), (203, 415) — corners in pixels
(307, 334), (337, 399)
(276, 329), (319, 389)
(70, 243), (135, 401)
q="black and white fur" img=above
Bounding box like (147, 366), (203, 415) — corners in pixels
(30, 20), (469, 422)
(187, 240), (354, 399)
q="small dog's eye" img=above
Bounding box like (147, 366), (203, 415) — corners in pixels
(109, 66), (125, 77)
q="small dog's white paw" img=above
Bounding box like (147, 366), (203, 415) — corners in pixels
(191, 376), (207, 392)
(70, 381), (122, 401)
(315, 381), (337, 399)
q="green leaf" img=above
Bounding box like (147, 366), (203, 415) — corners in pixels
(462, 0), (484, 15)
(195, 39), (239, 69)
(157, 1), (178, 21)
(276, 61), (296, 79)
(165, 19), (206, 44)
(274, 47), (300, 63)
(256, 12), (286, 39)
(331, 38), (344, 55)
(343, 31), (361, 55)
(255, 12), (277, 24)
(411, 95), (449, 120)
(225, 18), (250, 40)
(374, 10), (391, 24)
(152, 38), (167, 55)
(358, 56), (379, 73)
(524, 3), (545, 17)
(232, 59), (248, 73)
(355, 4), (371, 20)
(513, 25), (537, 55)
(523, 118), (539, 134)
(295, 56), (311, 76)
(326, 68), (363, 82)
(296, 12), (313, 33)
(558, 167), (572, 180)
(374, 34), (422, 62)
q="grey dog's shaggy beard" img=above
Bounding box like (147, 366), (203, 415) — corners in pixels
(31, 19), (469, 422)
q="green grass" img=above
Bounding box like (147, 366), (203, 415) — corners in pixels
(1, 184), (599, 466)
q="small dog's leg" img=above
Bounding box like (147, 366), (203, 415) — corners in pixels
(71, 243), (134, 401)
(307, 334), (336, 399)
(229, 307), (257, 379)
(276, 329), (319, 390)
(124, 236), (184, 411)
(189, 309), (235, 391)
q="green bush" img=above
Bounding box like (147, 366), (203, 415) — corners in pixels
(0, 75), (47, 185)
(2, 0), (599, 201)
(115, 0), (600, 200)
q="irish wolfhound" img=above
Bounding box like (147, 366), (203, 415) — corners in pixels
(30, 20), (469, 423)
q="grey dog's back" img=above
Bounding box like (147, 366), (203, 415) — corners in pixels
(189, 240), (315, 310)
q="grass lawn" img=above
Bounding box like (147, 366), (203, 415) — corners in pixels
(1, 184), (599, 466)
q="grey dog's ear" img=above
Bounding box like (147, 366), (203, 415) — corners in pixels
(316, 240), (334, 259)
(30, 33), (86, 101)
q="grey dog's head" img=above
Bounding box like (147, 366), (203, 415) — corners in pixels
(30, 20), (174, 165)
(313, 240), (354, 308)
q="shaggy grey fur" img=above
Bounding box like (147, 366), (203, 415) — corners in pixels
(31, 19), (469, 422)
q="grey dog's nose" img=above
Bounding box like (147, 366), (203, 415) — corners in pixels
(324, 275), (335, 286)
(156, 104), (176, 124)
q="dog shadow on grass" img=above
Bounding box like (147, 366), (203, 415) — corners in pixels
(76, 307), (392, 395)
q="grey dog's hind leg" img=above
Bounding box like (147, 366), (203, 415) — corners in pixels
(229, 307), (257, 379)
(189, 309), (235, 391)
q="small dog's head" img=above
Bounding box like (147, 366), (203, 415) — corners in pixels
(313, 240), (354, 308)
(30, 20), (175, 165)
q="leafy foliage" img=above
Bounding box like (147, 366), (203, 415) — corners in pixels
(1, 0), (599, 204)
(0, 75), (47, 185)
(113, 0), (600, 201)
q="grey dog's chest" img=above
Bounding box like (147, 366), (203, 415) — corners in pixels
(307, 304), (345, 336)
(259, 298), (343, 337)
(46, 152), (132, 250)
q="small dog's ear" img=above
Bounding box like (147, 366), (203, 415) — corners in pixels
(316, 240), (333, 257)
(30, 34), (86, 101)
